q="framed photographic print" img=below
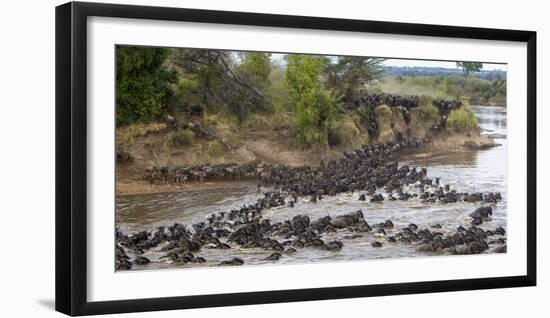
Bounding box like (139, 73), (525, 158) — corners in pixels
(55, 1), (536, 316)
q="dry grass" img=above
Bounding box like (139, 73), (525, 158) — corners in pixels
(164, 129), (195, 147)
(119, 122), (167, 144)
(204, 141), (227, 157)
(241, 112), (294, 131)
(417, 95), (440, 121)
(375, 76), (451, 99)
(329, 115), (362, 146)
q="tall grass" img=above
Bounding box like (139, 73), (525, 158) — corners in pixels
(329, 115), (362, 146)
(447, 105), (478, 131)
(120, 122), (167, 144)
(164, 129), (195, 147)
(416, 95), (440, 121)
(375, 75), (506, 105)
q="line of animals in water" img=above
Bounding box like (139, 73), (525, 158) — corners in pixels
(116, 137), (505, 270)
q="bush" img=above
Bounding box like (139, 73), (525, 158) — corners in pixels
(357, 105), (376, 128)
(165, 129), (195, 146)
(328, 116), (361, 146)
(447, 105), (478, 131)
(418, 95), (433, 108)
(285, 55), (340, 147)
(116, 46), (176, 125)
(375, 104), (392, 117)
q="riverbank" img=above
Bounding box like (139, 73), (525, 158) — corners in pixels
(116, 133), (497, 196)
(116, 178), (257, 196)
(116, 95), (497, 195)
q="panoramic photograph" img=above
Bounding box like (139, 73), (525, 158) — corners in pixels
(115, 46), (507, 271)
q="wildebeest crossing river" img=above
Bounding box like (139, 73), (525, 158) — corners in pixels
(116, 105), (507, 271)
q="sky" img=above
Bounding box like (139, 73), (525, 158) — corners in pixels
(270, 53), (506, 71)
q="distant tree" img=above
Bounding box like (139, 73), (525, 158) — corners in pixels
(286, 55), (340, 146)
(241, 52), (272, 83)
(456, 62), (483, 77)
(325, 56), (385, 100)
(116, 46), (176, 125)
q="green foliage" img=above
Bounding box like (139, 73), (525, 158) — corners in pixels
(241, 52), (272, 83)
(324, 56), (385, 100)
(456, 62), (483, 77)
(170, 49), (268, 121)
(169, 76), (202, 113)
(447, 105), (478, 131)
(116, 46), (176, 125)
(285, 55), (341, 146)
(418, 106), (440, 122)
(377, 75), (506, 105)
(265, 67), (294, 113)
(357, 105), (376, 128)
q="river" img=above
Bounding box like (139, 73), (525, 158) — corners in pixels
(116, 105), (507, 270)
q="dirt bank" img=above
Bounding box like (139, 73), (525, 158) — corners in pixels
(116, 133), (496, 196)
(115, 101), (495, 196)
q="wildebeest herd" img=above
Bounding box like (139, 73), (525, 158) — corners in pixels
(117, 134), (505, 270)
(343, 92), (462, 113)
(341, 93), (462, 136)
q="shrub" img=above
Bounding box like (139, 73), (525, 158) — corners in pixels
(328, 116), (361, 146)
(447, 105), (478, 131)
(165, 129), (195, 146)
(375, 104), (392, 117)
(417, 104), (440, 121)
(116, 46), (176, 125)
(418, 95), (433, 108)
(357, 105), (375, 127)
(285, 55), (340, 147)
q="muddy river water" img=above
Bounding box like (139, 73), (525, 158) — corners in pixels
(116, 105), (507, 270)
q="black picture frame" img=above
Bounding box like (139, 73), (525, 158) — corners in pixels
(55, 1), (537, 316)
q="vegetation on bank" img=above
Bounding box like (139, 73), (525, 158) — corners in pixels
(373, 75), (506, 106)
(116, 46), (385, 148)
(115, 46), (498, 163)
(116, 47), (176, 125)
(447, 103), (479, 132)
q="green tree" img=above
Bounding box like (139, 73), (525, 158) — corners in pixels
(456, 62), (483, 77)
(285, 55), (340, 146)
(171, 49), (266, 121)
(241, 52), (272, 83)
(116, 46), (175, 125)
(325, 56), (385, 100)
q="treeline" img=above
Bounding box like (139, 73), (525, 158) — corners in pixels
(116, 46), (384, 147)
(383, 66), (507, 81)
